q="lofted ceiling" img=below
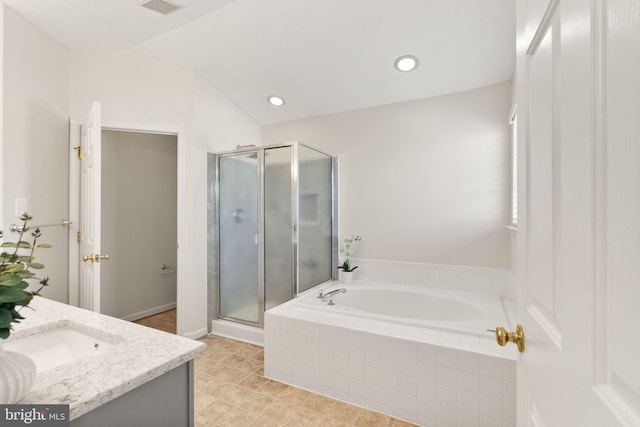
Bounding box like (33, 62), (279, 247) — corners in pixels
(2, 0), (515, 124)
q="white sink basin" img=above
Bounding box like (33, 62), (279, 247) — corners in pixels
(4, 321), (125, 373)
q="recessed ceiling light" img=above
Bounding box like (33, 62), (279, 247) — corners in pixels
(394, 55), (419, 72)
(267, 95), (285, 107)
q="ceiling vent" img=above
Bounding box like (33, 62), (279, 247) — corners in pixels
(140, 0), (181, 15)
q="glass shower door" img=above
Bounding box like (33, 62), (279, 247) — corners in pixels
(264, 146), (294, 311)
(298, 145), (334, 292)
(218, 152), (259, 324)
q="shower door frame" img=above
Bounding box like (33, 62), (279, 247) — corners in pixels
(212, 141), (338, 328)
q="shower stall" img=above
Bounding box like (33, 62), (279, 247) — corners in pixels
(207, 142), (337, 329)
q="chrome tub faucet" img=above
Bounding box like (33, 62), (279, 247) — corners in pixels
(320, 288), (347, 305)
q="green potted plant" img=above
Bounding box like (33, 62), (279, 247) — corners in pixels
(0, 213), (51, 403)
(338, 235), (361, 283)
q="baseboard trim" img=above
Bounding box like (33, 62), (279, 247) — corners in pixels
(121, 302), (177, 322)
(211, 319), (264, 347)
(182, 327), (208, 340)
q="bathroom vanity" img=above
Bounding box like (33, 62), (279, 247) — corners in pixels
(4, 297), (205, 427)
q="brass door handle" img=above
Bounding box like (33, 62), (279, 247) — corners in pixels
(492, 324), (525, 353)
(82, 253), (110, 263)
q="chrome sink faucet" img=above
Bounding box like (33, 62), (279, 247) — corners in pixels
(321, 288), (347, 305)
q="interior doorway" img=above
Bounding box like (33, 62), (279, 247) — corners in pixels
(100, 130), (178, 331)
(69, 112), (186, 336)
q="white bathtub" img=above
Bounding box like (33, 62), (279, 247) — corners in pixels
(265, 281), (518, 426)
(300, 283), (509, 337)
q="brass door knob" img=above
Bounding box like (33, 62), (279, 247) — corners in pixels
(82, 253), (110, 263)
(494, 324), (525, 353)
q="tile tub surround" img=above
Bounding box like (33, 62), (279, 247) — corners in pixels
(5, 297), (205, 420)
(264, 300), (518, 426)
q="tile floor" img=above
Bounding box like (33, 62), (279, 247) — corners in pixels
(133, 311), (418, 427)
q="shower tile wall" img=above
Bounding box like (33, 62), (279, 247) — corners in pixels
(265, 313), (517, 427)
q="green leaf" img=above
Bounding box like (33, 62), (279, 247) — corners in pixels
(0, 328), (10, 339)
(28, 263), (45, 270)
(20, 293), (34, 306)
(37, 244), (52, 249)
(0, 287), (30, 303)
(1, 241), (32, 249)
(14, 282), (29, 290)
(16, 270), (35, 279)
(3, 264), (25, 273)
(0, 308), (12, 328)
(0, 273), (22, 286)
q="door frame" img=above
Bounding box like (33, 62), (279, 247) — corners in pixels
(69, 120), (186, 335)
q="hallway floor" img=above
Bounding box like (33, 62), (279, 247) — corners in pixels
(132, 308), (176, 334)
(133, 311), (417, 426)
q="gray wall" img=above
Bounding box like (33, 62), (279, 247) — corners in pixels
(1, 7), (70, 303)
(101, 130), (177, 320)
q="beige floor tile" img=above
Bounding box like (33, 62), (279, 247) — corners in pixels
(194, 392), (217, 414)
(355, 409), (391, 426)
(327, 401), (363, 424)
(209, 365), (251, 383)
(250, 415), (280, 427)
(200, 398), (235, 420)
(238, 357), (264, 374)
(277, 385), (314, 406)
(259, 379), (291, 397)
(213, 382), (253, 406)
(194, 413), (209, 427)
(236, 345), (262, 359)
(239, 373), (271, 391)
(304, 393), (337, 416)
(218, 408), (258, 427)
(319, 417), (354, 427)
(237, 391), (274, 413)
(260, 399), (299, 424)
(388, 418), (419, 426)
(285, 409), (326, 427)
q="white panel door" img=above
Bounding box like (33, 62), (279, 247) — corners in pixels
(79, 101), (103, 312)
(516, 0), (640, 425)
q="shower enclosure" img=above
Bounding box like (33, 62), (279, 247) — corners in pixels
(207, 142), (337, 328)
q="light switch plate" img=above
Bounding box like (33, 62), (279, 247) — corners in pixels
(15, 198), (28, 217)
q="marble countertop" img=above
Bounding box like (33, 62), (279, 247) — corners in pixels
(5, 297), (206, 420)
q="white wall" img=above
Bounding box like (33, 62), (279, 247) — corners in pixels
(2, 6), (69, 303)
(263, 82), (512, 269)
(0, 6), (4, 233)
(69, 49), (260, 337)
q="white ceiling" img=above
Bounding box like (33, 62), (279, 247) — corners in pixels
(2, 0), (515, 124)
